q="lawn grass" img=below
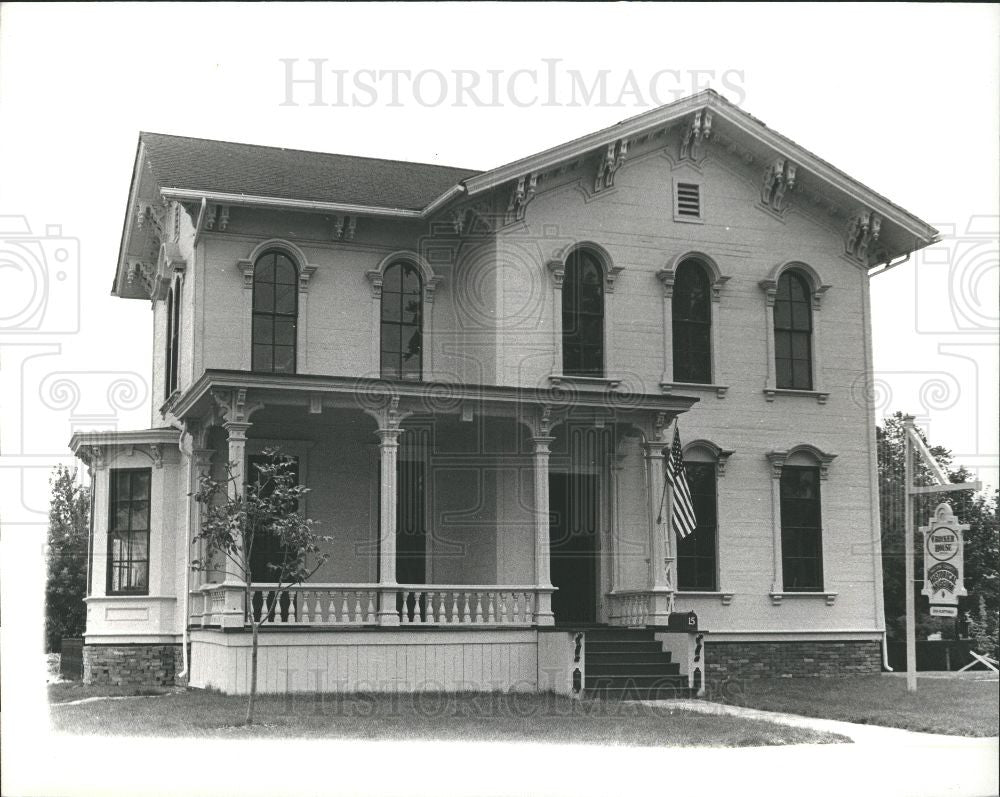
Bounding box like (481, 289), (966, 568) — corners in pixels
(48, 684), (849, 747)
(717, 673), (999, 737)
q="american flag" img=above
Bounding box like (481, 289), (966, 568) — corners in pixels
(665, 425), (696, 539)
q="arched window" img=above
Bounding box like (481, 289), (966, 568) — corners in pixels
(380, 261), (423, 381)
(562, 249), (604, 377)
(164, 279), (182, 399)
(774, 270), (812, 390)
(252, 251), (298, 374)
(677, 446), (719, 592)
(672, 259), (712, 383)
(780, 464), (823, 591)
(164, 284), (174, 400)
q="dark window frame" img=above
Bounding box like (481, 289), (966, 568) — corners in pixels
(676, 460), (718, 591)
(380, 261), (424, 381)
(164, 277), (182, 398)
(779, 464), (824, 592)
(252, 250), (299, 374)
(107, 468), (151, 596)
(562, 249), (605, 377)
(774, 270), (813, 390)
(672, 259), (712, 384)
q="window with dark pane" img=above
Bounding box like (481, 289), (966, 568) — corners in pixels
(677, 461), (718, 591)
(165, 278), (182, 397)
(672, 260), (712, 383)
(252, 251), (298, 374)
(164, 284), (174, 400)
(247, 454), (300, 583)
(774, 270), (812, 390)
(780, 465), (823, 591)
(380, 262), (423, 381)
(107, 468), (151, 595)
(167, 280), (182, 396)
(562, 249), (605, 377)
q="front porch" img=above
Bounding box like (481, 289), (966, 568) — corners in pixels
(171, 370), (701, 693)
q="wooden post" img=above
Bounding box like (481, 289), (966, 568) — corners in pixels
(376, 427), (401, 626)
(903, 414), (917, 693)
(532, 434), (556, 626)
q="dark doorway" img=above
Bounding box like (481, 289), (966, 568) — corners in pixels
(378, 459), (427, 622)
(396, 459), (426, 585)
(549, 472), (599, 624)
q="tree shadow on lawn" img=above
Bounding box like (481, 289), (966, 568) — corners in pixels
(49, 688), (850, 747)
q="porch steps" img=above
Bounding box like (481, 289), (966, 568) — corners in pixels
(583, 628), (694, 700)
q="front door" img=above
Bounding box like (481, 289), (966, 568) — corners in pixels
(549, 472), (598, 624)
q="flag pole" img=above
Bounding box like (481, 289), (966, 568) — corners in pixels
(903, 414), (917, 693)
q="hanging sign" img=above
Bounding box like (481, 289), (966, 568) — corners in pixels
(920, 502), (968, 610)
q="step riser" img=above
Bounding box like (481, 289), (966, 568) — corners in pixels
(585, 642), (667, 654)
(586, 651), (674, 664)
(584, 688), (697, 701)
(587, 664), (681, 677)
(586, 676), (687, 688)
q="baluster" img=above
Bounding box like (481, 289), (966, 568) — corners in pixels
(499, 592), (508, 624)
(474, 592), (484, 624)
(365, 591), (375, 623)
(417, 590), (428, 624)
(524, 591), (533, 624)
(436, 592), (446, 624)
(449, 592), (459, 624)
(460, 592), (469, 624)
(298, 590), (310, 623)
(486, 592), (496, 623)
(402, 590), (411, 624)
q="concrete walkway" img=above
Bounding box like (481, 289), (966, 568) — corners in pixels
(658, 697), (995, 745)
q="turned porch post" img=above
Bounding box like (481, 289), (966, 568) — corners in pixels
(643, 431), (674, 624)
(219, 419), (252, 627)
(376, 426), (402, 626)
(532, 434), (556, 626)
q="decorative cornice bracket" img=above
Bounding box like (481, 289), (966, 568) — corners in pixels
(761, 159), (798, 214)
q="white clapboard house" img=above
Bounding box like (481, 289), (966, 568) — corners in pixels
(70, 90), (939, 695)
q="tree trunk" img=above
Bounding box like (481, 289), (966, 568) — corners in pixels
(246, 618), (258, 725)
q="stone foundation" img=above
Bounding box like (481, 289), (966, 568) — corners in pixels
(705, 640), (882, 680)
(83, 644), (183, 687)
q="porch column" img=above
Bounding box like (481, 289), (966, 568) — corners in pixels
(643, 440), (673, 624)
(189, 447), (214, 589)
(532, 434), (556, 626)
(220, 420), (251, 628)
(376, 426), (402, 626)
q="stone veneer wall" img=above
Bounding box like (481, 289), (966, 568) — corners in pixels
(704, 640), (882, 680)
(83, 644), (184, 687)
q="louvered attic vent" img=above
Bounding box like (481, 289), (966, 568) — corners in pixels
(675, 182), (701, 219)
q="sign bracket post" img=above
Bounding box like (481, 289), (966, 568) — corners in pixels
(901, 415), (980, 693)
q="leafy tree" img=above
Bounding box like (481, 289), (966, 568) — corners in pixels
(192, 448), (330, 724)
(878, 412), (999, 649)
(45, 465), (91, 652)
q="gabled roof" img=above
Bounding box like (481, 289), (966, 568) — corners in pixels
(117, 90), (940, 298)
(140, 132), (481, 211)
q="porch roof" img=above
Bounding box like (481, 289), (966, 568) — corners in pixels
(168, 369), (699, 426)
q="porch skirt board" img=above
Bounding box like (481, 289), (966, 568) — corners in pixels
(189, 629), (576, 695)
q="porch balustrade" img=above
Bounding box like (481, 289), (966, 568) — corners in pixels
(195, 582), (553, 628)
(606, 589), (675, 627)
